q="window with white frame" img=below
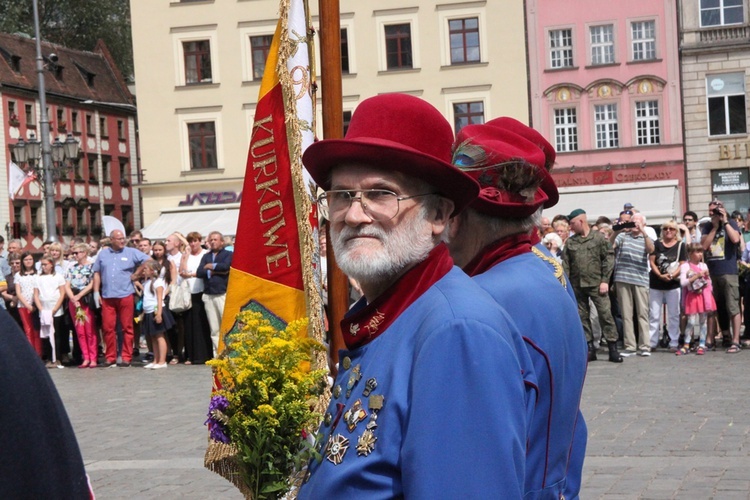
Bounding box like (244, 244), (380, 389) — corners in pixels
(590, 25), (614, 65)
(554, 108), (578, 152)
(594, 104), (619, 148)
(188, 122), (217, 169)
(183, 40), (213, 84)
(375, 9), (420, 72)
(635, 100), (660, 145)
(707, 73), (747, 136)
(250, 35), (273, 80)
(341, 28), (350, 74)
(449, 18), (480, 64)
(549, 29), (573, 69)
(172, 27), (219, 86)
(384, 23), (413, 69)
(631, 21), (656, 61)
(453, 101), (484, 131)
(178, 108), (223, 171)
(700, 0), (743, 27)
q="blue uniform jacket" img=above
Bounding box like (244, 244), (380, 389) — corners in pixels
(474, 252), (588, 499)
(298, 267), (535, 499)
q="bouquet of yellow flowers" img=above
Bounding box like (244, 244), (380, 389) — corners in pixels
(74, 305), (88, 326)
(206, 311), (327, 499)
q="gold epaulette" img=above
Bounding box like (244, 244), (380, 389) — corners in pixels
(531, 246), (568, 289)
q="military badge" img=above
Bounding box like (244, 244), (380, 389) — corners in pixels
(325, 434), (350, 465)
(356, 429), (377, 456)
(343, 399), (368, 432)
(346, 364), (362, 398)
(362, 377), (378, 397)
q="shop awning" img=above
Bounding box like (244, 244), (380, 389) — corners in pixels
(141, 207), (240, 240)
(543, 180), (681, 225)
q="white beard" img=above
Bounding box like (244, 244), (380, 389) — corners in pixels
(331, 207), (435, 286)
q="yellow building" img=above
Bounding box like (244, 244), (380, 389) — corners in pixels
(130, 0), (529, 237)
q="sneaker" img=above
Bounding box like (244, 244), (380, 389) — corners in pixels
(144, 363), (154, 369)
(116, 362), (131, 368)
(620, 350), (637, 357)
(151, 363), (168, 370)
(696, 346), (706, 355)
(676, 347), (690, 356)
(638, 350), (651, 357)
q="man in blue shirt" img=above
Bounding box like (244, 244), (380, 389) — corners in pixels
(447, 118), (588, 499)
(298, 93), (534, 498)
(93, 229), (150, 367)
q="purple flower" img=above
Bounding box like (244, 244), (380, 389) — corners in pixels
(205, 395), (231, 444)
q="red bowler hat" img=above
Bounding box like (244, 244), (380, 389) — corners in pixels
(451, 121), (556, 217)
(302, 94), (479, 216)
(484, 117), (559, 208)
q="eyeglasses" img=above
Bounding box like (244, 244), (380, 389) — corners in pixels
(662, 227), (677, 232)
(317, 189), (436, 222)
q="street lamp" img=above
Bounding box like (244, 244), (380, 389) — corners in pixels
(12, 132), (80, 238)
(8, 0), (70, 242)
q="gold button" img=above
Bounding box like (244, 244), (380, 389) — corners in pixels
(342, 357), (351, 370)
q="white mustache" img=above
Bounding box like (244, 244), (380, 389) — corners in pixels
(336, 225), (386, 241)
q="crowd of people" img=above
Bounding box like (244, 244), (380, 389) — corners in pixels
(0, 229), (233, 369)
(538, 198), (747, 360)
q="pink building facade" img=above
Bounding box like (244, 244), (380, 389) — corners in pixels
(527, 0), (685, 223)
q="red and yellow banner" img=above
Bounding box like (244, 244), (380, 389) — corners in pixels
(218, 0), (323, 353)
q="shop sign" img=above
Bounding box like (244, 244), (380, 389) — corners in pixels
(712, 168), (749, 192)
(178, 191), (242, 206)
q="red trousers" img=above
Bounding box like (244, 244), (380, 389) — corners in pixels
(18, 307), (42, 357)
(101, 295), (134, 363)
(68, 301), (98, 363)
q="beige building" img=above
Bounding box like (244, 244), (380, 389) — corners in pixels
(680, 0), (750, 214)
(130, 0), (529, 238)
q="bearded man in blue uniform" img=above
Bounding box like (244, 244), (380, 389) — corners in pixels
(298, 94), (536, 498)
(446, 119), (588, 499)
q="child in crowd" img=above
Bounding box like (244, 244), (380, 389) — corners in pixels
(141, 260), (174, 370)
(15, 252), (41, 357)
(679, 244), (716, 356)
(34, 256), (66, 368)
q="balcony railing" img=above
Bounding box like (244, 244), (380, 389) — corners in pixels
(699, 25), (750, 44)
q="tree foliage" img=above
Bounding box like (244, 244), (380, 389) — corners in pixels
(0, 0), (133, 78)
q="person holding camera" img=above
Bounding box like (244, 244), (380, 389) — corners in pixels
(648, 220), (687, 352)
(611, 213), (655, 356)
(700, 199), (742, 352)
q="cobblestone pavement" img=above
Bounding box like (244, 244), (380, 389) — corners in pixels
(582, 347), (750, 499)
(49, 347), (750, 498)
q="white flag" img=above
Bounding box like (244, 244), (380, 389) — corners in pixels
(8, 161), (34, 200)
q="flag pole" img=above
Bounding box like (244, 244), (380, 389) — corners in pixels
(317, 0), (347, 375)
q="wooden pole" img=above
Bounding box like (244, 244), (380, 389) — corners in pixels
(318, 0), (347, 376)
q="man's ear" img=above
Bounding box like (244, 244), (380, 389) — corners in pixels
(447, 212), (463, 240)
(430, 197), (455, 236)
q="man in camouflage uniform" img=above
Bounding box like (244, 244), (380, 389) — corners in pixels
(562, 209), (623, 363)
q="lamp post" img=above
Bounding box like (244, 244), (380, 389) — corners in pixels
(29, 0), (59, 241)
(11, 132), (80, 239)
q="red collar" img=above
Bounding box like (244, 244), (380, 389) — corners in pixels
(341, 244), (454, 350)
(463, 233), (532, 277)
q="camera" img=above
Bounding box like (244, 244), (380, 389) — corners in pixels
(712, 208), (722, 216)
(49, 53), (58, 63)
(612, 221), (636, 231)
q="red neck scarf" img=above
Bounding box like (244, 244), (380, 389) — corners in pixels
(463, 233), (532, 277)
(341, 244), (454, 350)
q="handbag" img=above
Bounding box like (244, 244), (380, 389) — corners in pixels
(169, 280), (192, 313)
